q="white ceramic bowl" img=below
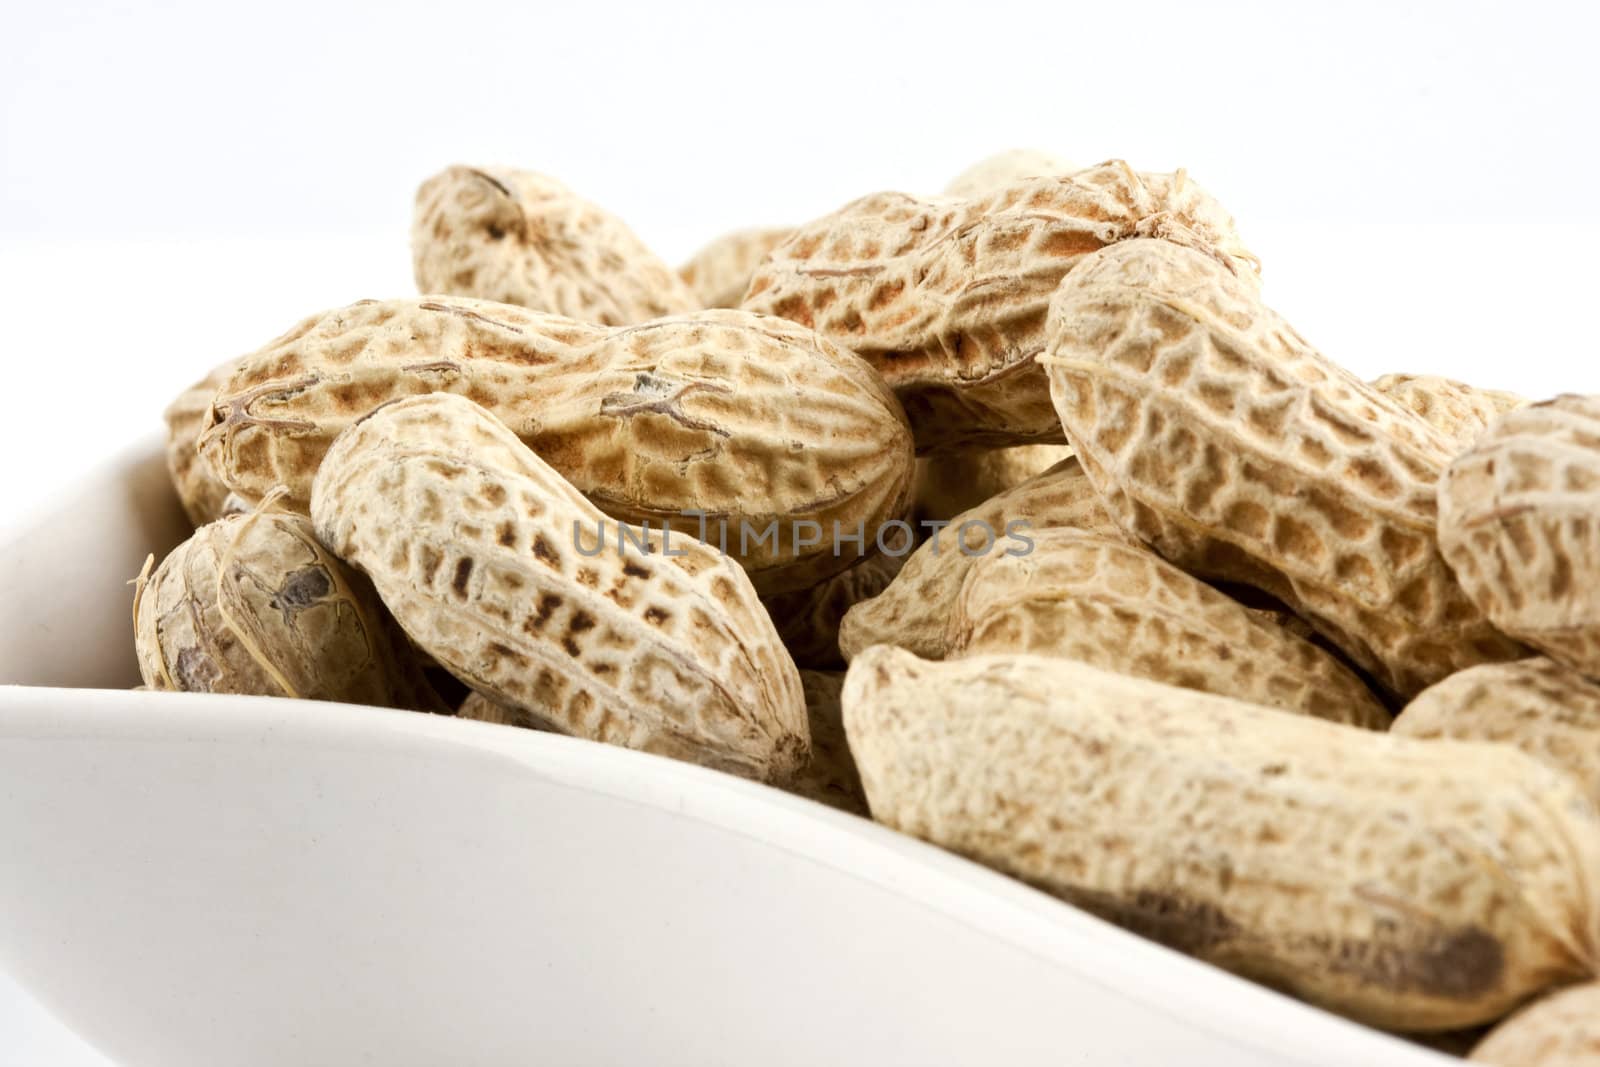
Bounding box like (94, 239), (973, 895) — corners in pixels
(0, 440), (1451, 1066)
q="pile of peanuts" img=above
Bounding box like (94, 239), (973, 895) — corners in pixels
(137, 149), (1600, 1060)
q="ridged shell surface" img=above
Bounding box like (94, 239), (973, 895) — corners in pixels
(413, 165), (696, 325)
(310, 392), (808, 781)
(1043, 238), (1524, 697)
(947, 528), (1389, 727)
(1439, 395), (1600, 678)
(200, 298), (915, 595)
(743, 161), (1259, 451)
(844, 648), (1600, 1031)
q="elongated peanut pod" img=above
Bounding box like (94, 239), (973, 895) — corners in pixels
(839, 456), (1123, 662)
(199, 299), (915, 596)
(1439, 395), (1600, 680)
(946, 528), (1389, 727)
(311, 392), (808, 782)
(844, 648), (1600, 1031)
(1042, 238), (1525, 698)
(743, 161), (1258, 451)
(132, 506), (438, 710)
(413, 165), (697, 325)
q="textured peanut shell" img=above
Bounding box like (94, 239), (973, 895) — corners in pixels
(199, 298), (914, 596)
(311, 393), (808, 782)
(780, 670), (868, 815)
(1439, 395), (1600, 679)
(743, 161), (1259, 452)
(132, 508), (435, 709)
(413, 166), (696, 325)
(838, 456), (1122, 661)
(679, 226), (794, 309)
(1043, 239), (1524, 698)
(943, 149), (1079, 199)
(844, 649), (1600, 1031)
(1395, 658), (1600, 808)
(914, 443), (1074, 522)
(762, 550), (905, 668)
(163, 360), (236, 525)
(1371, 374), (1526, 452)
(947, 529), (1389, 727)
(1470, 980), (1600, 1064)
(457, 690), (559, 733)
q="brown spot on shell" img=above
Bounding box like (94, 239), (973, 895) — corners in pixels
(270, 565), (331, 618)
(1078, 889), (1241, 956)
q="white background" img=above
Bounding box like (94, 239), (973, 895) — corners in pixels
(3, 0), (1599, 1061)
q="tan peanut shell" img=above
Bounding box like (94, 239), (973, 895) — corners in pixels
(678, 226), (794, 309)
(781, 670), (868, 815)
(1439, 395), (1600, 679)
(742, 161), (1259, 452)
(947, 529), (1389, 727)
(413, 165), (697, 325)
(943, 148), (1079, 198)
(762, 550), (905, 669)
(1395, 658), (1600, 807)
(914, 443), (1074, 522)
(457, 690), (560, 733)
(310, 392), (808, 782)
(844, 648), (1600, 1031)
(163, 360), (236, 525)
(131, 506), (436, 709)
(1042, 238), (1525, 698)
(1470, 980), (1600, 1065)
(838, 456), (1122, 661)
(1370, 374), (1526, 451)
(199, 298), (914, 596)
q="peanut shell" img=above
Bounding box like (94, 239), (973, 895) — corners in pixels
(1370, 374), (1526, 452)
(310, 392), (809, 782)
(199, 298), (914, 596)
(679, 226), (794, 309)
(844, 648), (1600, 1031)
(914, 442), (1074, 522)
(1394, 658), (1600, 807)
(762, 550), (906, 669)
(457, 690), (560, 733)
(838, 456), (1123, 661)
(132, 506), (436, 709)
(1470, 980), (1600, 1065)
(1043, 238), (1525, 698)
(163, 360), (236, 525)
(1439, 395), (1600, 679)
(743, 161), (1259, 451)
(943, 148), (1079, 198)
(947, 528), (1389, 727)
(413, 166), (696, 325)
(780, 670), (868, 815)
